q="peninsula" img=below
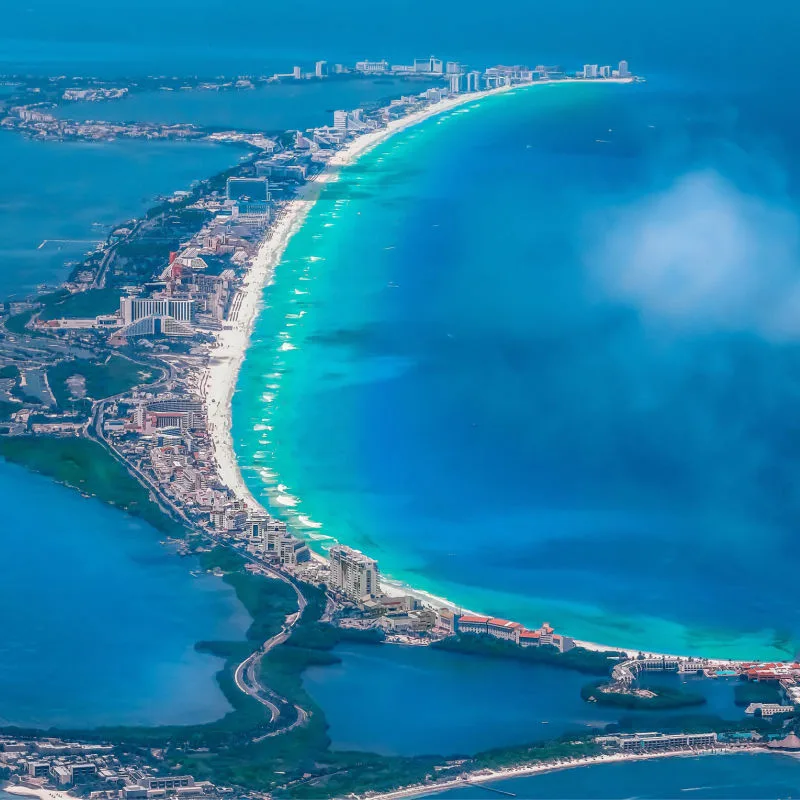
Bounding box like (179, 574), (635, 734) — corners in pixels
(7, 53), (797, 800)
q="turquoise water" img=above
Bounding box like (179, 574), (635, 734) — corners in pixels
(419, 753), (800, 799)
(233, 78), (800, 660)
(0, 459), (250, 727)
(54, 79), (440, 132)
(302, 643), (744, 757)
(0, 132), (241, 299)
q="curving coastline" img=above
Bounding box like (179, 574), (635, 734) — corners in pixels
(200, 76), (705, 662)
(357, 747), (776, 800)
(204, 82), (528, 506)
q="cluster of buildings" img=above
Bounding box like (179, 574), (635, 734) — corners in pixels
(102, 388), (313, 570)
(0, 104), (202, 141)
(324, 54), (633, 93)
(0, 738), (219, 799)
(456, 615), (575, 652)
(581, 60), (630, 79)
(740, 661), (800, 710)
(3, 54), (635, 144)
(321, 544), (575, 649)
(62, 87), (128, 102)
(595, 731), (719, 753)
(6, 52), (638, 657)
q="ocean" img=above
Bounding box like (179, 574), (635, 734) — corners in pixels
(233, 75), (800, 659)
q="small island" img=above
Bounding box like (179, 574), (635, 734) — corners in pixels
(581, 679), (706, 710)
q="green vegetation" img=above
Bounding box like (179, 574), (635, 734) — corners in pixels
(581, 680), (706, 710)
(470, 737), (601, 773)
(38, 288), (121, 320)
(0, 365), (20, 380)
(48, 355), (159, 407)
(4, 309), (36, 335)
(608, 711), (782, 736)
(0, 541), (790, 798)
(0, 436), (183, 536)
(10, 384), (42, 404)
(0, 400), (20, 420)
(433, 634), (624, 676)
(734, 680), (783, 707)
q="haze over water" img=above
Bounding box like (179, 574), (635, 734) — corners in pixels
(234, 72), (800, 658)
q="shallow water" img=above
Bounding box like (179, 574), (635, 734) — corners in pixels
(233, 78), (800, 659)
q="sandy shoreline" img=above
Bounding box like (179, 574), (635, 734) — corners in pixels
(358, 747), (771, 800)
(4, 786), (74, 800)
(202, 77), (668, 658)
(205, 83), (523, 507)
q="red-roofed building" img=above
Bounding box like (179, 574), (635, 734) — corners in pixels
(487, 618), (524, 641)
(456, 615), (491, 635)
(518, 630), (541, 647)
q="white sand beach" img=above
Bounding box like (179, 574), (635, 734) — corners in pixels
(358, 747), (767, 800)
(4, 786), (75, 800)
(205, 83), (523, 511)
(202, 77), (659, 655)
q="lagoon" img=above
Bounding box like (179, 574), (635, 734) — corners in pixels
(0, 132), (241, 299)
(54, 78), (440, 132)
(0, 459), (249, 728)
(302, 643), (744, 757)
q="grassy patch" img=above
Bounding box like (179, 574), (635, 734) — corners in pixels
(48, 356), (158, 406)
(39, 288), (121, 321)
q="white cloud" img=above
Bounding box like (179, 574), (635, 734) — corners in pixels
(590, 171), (800, 339)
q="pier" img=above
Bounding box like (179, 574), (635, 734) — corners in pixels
(612, 656), (712, 688)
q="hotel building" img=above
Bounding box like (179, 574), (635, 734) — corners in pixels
(596, 732), (718, 752)
(329, 545), (380, 601)
(120, 296), (193, 326)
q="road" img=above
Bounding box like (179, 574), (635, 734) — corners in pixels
(86, 365), (312, 740)
(231, 561), (312, 739)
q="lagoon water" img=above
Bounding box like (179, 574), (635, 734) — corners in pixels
(302, 643), (744, 757)
(0, 460), (250, 728)
(55, 78), (440, 132)
(419, 753), (800, 799)
(233, 77), (800, 660)
(0, 133), (241, 299)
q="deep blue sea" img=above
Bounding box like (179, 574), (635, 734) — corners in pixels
(233, 77), (800, 659)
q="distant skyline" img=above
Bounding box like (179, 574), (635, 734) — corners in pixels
(1, 0), (794, 79)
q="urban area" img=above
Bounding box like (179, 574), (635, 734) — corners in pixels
(3, 53), (800, 799)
